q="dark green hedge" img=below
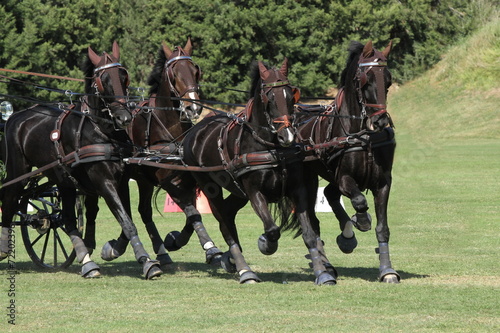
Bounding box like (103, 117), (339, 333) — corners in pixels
(0, 0), (488, 108)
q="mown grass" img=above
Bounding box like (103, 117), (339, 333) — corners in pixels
(2, 13), (500, 333)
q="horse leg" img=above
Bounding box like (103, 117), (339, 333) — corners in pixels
(60, 187), (100, 278)
(194, 173), (259, 284)
(338, 175), (372, 232)
(98, 175), (161, 279)
(373, 184), (400, 283)
(249, 191), (280, 256)
(83, 194), (99, 254)
(162, 173), (222, 265)
(324, 183), (358, 253)
(287, 170), (336, 285)
(135, 180), (172, 266)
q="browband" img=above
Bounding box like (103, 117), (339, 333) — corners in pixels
(94, 62), (122, 72)
(166, 56), (193, 66)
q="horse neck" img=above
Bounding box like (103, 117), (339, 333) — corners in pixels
(338, 82), (364, 135)
(149, 79), (189, 141)
(247, 99), (276, 145)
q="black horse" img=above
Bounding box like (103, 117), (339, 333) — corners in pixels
(296, 40), (400, 283)
(180, 59), (336, 285)
(88, 38), (222, 267)
(0, 42), (162, 279)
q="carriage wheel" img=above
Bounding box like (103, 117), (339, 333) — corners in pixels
(19, 188), (85, 269)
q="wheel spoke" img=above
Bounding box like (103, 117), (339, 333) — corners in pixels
(54, 229), (71, 261)
(40, 229), (51, 263)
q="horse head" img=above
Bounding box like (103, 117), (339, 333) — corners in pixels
(354, 40), (393, 131)
(162, 37), (203, 121)
(87, 41), (132, 129)
(256, 58), (300, 147)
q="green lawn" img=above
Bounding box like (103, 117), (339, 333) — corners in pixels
(1, 135), (498, 332)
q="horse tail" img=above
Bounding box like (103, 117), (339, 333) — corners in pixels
(270, 196), (301, 238)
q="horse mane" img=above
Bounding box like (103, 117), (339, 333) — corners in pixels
(339, 41), (364, 87)
(147, 47), (168, 95)
(248, 60), (267, 100)
(81, 56), (95, 93)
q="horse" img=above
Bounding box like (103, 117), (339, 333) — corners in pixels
(84, 38), (223, 267)
(295, 40), (400, 283)
(180, 59), (337, 285)
(0, 42), (162, 279)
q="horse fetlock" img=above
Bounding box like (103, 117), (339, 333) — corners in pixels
(220, 251), (237, 273)
(205, 246), (223, 265)
(130, 235), (149, 263)
(336, 233), (358, 254)
(164, 231), (182, 251)
(100, 239), (125, 261)
(351, 194), (368, 212)
(156, 253), (173, 267)
(258, 234), (279, 255)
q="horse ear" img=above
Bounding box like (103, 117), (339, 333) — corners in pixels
(184, 37), (193, 56)
(279, 57), (289, 77)
(258, 61), (269, 80)
(162, 41), (173, 57)
(382, 40), (393, 58)
(88, 46), (101, 66)
(112, 41), (120, 60)
(362, 40), (374, 58)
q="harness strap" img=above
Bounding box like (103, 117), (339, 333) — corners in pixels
(1, 143), (121, 188)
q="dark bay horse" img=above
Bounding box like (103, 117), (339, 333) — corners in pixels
(0, 42), (162, 279)
(296, 40), (400, 283)
(181, 59), (336, 285)
(87, 38), (223, 267)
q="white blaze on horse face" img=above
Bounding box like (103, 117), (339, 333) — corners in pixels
(281, 128), (295, 146)
(187, 91), (201, 117)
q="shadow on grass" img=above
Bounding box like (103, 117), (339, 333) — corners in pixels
(5, 260), (429, 284)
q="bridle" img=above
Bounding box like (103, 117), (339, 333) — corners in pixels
(355, 56), (390, 123)
(164, 49), (202, 120)
(91, 55), (130, 115)
(260, 75), (299, 134)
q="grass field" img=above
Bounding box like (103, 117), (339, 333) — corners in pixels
(1, 15), (499, 333)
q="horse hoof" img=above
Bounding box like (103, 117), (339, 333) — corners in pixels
(379, 268), (400, 283)
(220, 251), (237, 273)
(81, 261), (101, 278)
(258, 234), (278, 255)
(143, 259), (162, 280)
(382, 274), (400, 283)
(239, 271), (261, 284)
(352, 213), (372, 232)
(164, 231), (182, 252)
(156, 253), (173, 267)
(336, 233), (358, 254)
(100, 239), (122, 261)
(315, 271), (336, 286)
(205, 247), (223, 266)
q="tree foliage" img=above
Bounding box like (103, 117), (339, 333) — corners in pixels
(0, 0), (492, 108)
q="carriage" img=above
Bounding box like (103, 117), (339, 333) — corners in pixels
(0, 40), (399, 284)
